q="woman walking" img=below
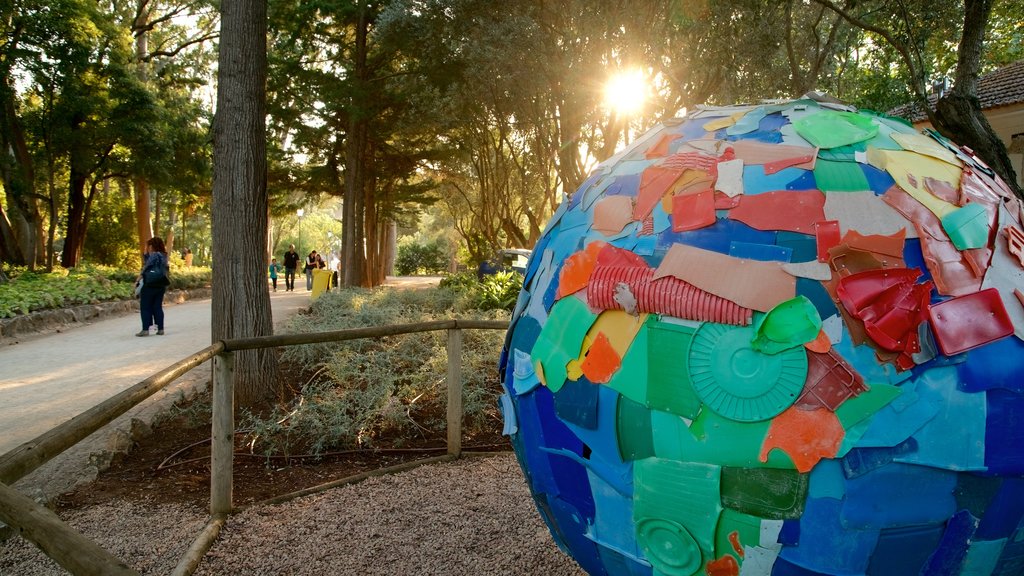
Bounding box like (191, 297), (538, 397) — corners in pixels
(137, 237), (170, 336)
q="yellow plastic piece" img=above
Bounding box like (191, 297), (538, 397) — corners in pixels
(703, 111), (747, 132)
(890, 132), (962, 167)
(866, 147), (961, 219)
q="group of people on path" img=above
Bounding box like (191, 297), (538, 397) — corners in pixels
(270, 244), (341, 292)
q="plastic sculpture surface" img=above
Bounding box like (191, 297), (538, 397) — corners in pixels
(498, 97), (1024, 576)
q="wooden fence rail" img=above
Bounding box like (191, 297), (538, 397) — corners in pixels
(0, 319), (509, 576)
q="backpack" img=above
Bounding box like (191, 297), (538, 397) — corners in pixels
(143, 254), (170, 288)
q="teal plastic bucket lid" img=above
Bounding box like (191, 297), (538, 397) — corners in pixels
(688, 322), (808, 422)
(635, 518), (702, 576)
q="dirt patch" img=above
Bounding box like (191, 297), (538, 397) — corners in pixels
(54, 394), (510, 513)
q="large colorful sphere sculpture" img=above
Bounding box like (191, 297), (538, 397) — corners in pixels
(498, 97), (1024, 576)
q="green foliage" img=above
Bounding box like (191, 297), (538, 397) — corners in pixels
(474, 271), (522, 312)
(437, 270), (477, 292)
(0, 263), (212, 318)
(394, 240), (447, 275)
(240, 285), (511, 456)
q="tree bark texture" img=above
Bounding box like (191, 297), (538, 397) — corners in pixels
(212, 0), (279, 406)
(933, 0), (1021, 198)
(342, 3), (369, 288)
(0, 77), (40, 268)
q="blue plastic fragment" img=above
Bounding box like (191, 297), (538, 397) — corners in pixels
(508, 316), (542, 372)
(860, 163), (897, 195)
(866, 523), (944, 576)
(977, 478), (1024, 539)
(561, 386), (633, 496)
(840, 462), (956, 529)
(991, 526), (1024, 576)
(856, 378), (939, 448)
(955, 474), (1003, 520)
(554, 376), (600, 429)
(807, 458), (846, 500)
(568, 172), (605, 210)
(778, 519), (801, 546)
(560, 207), (592, 232)
(893, 366), (987, 471)
(920, 509), (980, 576)
(548, 495), (608, 576)
(499, 393), (517, 435)
(595, 541), (653, 576)
(796, 277), (838, 319)
(776, 231), (818, 262)
(727, 106), (767, 135)
(961, 538), (1009, 576)
(514, 389), (561, 496)
(770, 556), (832, 575)
(526, 250), (556, 321)
(959, 337), (1024, 393)
(985, 389), (1024, 475)
(656, 218), (776, 254)
(652, 203), (671, 233)
(779, 497), (880, 575)
(841, 438), (918, 478)
(584, 469), (644, 563)
(832, 334), (913, 385)
(901, 238), (933, 285)
(742, 166), (817, 195)
(728, 241), (793, 262)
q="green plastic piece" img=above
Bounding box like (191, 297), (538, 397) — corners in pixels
(531, 296), (597, 393)
(941, 203), (990, 251)
(605, 322), (649, 404)
(720, 466), (809, 519)
(617, 395), (655, 461)
(817, 142), (866, 162)
(651, 409), (797, 469)
(813, 158), (871, 192)
(752, 296), (823, 354)
(688, 323), (807, 422)
(715, 508), (763, 564)
(834, 383), (902, 430)
(636, 518), (702, 576)
(634, 458), (722, 572)
(836, 417), (872, 458)
(793, 110), (879, 149)
(647, 317), (701, 418)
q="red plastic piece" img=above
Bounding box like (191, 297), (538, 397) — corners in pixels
(796, 349), (867, 411)
(587, 265), (753, 325)
(706, 555), (739, 576)
(927, 288), (1014, 355)
(672, 189), (716, 232)
(661, 151), (718, 175)
(596, 243), (649, 269)
(714, 191), (741, 210)
(836, 268), (932, 354)
(815, 220), (841, 263)
(728, 190), (825, 234)
(763, 152), (817, 175)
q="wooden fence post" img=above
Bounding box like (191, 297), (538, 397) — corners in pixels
(211, 351), (234, 518)
(446, 328), (463, 457)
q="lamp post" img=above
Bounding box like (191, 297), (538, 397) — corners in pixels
(297, 208), (305, 251)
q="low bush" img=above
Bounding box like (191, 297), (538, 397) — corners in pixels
(0, 262), (212, 318)
(394, 241), (447, 275)
(240, 285), (511, 457)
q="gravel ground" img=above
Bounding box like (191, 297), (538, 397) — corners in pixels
(0, 454), (586, 575)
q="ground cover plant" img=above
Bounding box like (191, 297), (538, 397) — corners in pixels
(0, 262), (212, 318)
(239, 284), (511, 459)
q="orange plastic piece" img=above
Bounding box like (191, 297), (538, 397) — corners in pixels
(1006, 226), (1024, 267)
(714, 191), (741, 210)
(843, 229), (906, 262)
(661, 151), (719, 174)
(672, 189), (717, 231)
(727, 190), (825, 234)
(727, 531), (744, 557)
(645, 133), (681, 159)
(729, 140), (817, 172)
(593, 196), (634, 236)
(636, 165), (685, 220)
(596, 242), (650, 268)
(759, 406), (844, 473)
(556, 242), (607, 298)
(805, 328), (831, 353)
(580, 332), (622, 383)
(706, 555), (740, 576)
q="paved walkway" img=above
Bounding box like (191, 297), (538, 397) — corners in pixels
(0, 276), (440, 503)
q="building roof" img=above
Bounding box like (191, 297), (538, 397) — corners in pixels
(889, 59), (1024, 122)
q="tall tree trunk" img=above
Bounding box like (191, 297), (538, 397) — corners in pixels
(933, 0), (1021, 198)
(134, 178), (153, 253)
(0, 77), (40, 268)
(212, 0), (279, 406)
(342, 2), (369, 287)
(61, 167), (89, 268)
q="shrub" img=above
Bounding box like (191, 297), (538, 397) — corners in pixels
(475, 271), (523, 312)
(394, 241), (447, 275)
(239, 285), (511, 456)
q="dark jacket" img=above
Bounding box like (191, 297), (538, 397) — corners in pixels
(283, 250), (300, 270)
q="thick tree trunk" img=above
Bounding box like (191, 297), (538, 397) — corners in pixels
(134, 178), (153, 253)
(0, 79), (41, 268)
(933, 0), (1021, 198)
(212, 0), (279, 406)
(342, 3), (369, 288)
(61, 170), (89, 268)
